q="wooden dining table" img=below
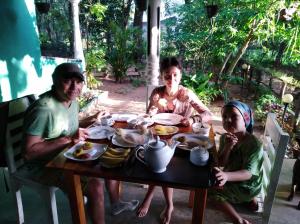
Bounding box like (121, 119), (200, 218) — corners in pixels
(46, 121), (218, 224)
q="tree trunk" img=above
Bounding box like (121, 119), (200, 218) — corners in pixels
(216, 52), (232, 84)
(226, 31), (254, 76)
(133, 5), (144, 62)
(122, 0), (133, 28)
(274, 42), (287, 67)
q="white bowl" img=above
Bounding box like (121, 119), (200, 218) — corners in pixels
(192, 123), (210, 137)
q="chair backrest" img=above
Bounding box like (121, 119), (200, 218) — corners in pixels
(261, 113), (289, 224)
(4, 95), (36, 174)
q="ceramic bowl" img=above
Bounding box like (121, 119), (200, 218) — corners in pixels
(192, 123), (210, 137)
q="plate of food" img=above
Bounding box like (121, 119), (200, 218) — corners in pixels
(87, 126), (115, 140)
(151, 125), (179, 136)
(64, 141), (108, 161)
(112, 128), (149, 147)
(99, 147), (131, 168)
(171, 133), (212, 151)
(111, 113), (138, 122)
(151, 113), (183, 125)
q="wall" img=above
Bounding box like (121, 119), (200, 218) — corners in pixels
(0, 0), (81, 103)
(0, 0), (82, 161)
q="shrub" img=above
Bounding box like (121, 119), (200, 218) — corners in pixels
(181, 71), (221, 105)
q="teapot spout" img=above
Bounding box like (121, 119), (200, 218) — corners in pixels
(170, 140), (180, 151)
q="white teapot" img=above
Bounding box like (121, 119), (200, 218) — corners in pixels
(136, 136), (180, 173)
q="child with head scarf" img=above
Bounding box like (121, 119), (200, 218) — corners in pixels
(210, 100), (263, 224)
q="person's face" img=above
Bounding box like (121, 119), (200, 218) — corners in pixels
(222, 107), (246, 133)
(162, 66), (182, 89)
(55, 77), (84, 101)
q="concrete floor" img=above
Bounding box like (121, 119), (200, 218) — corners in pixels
(0, 159), (300, 224)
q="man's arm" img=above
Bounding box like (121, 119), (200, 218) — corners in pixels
(24, 135), (72, 161)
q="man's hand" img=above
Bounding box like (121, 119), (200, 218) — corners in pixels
(95, 110), (109, 122)
(214, 167), (228, 187)
(72, 128), (89, 143)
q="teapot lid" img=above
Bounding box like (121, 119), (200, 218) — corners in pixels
(148, 136), (166, 149)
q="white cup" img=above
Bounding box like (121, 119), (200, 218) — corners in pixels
(101, 115), (113, 126)
(192, 123), (210, 137)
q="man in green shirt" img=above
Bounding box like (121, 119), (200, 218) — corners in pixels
(23, 63), (138, 224)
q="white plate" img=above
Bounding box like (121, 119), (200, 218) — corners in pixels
(171, 133), (212, 151)
(88, 126), (115, 140)
(112, 113), (138, 122)
(64, 141), (107, 161)
(112, 129), (149, 147)
(152, 113), (183, 125)
(127, 117), (154, 128)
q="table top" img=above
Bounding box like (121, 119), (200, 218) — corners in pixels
(47, 121), (218, 190)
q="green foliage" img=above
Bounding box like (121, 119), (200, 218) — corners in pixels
(84, 47), (106, 89)
(85, 48), (106, 73)
(162, 0), (300, 84)
(36, 1), (72, 57)
(181, 72), (221, 105)
(90, 3), (107, 22)
(106, 22), (137, 82)
(254, 87), (281, 121)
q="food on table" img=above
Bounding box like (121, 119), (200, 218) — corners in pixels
(100, 147), (131, 167)
(76, 153), (92, 159)
(82, 142), (93, 150)
(176, 136), (186, 143)
(154, 125), (177, 135)
(73, 148), (91, 159)
(116, 128), (145, 145)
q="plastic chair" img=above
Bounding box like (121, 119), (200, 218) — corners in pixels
(3, 95), (59, 224)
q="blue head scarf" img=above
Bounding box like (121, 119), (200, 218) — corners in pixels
(223, 100), (254, 133)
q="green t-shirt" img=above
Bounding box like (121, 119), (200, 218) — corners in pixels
(23, 90), (79, 165)
(219, 134), (263, 195)
(24, 90), (79, 139)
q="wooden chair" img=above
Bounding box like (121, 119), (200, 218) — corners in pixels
(259, 112), (289, 223)
(3, 95), (59, 224)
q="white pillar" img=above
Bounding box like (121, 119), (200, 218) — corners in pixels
(146, 0), (161, 86)
(69, 0), (85, 69)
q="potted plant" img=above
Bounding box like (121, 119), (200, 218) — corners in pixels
(206, 1), (218, 18)
(35, 1), (50, 14)
(206, 5), (218, 18)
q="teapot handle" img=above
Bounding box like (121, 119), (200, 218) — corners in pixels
(135, 146), (147, 165)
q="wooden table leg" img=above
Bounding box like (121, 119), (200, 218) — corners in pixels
(192, 188), (207, 224)
(64, 171), (86, 224)
(188, 190), (195, 208)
